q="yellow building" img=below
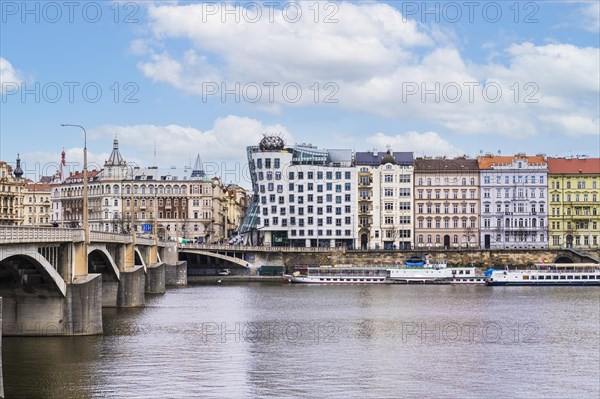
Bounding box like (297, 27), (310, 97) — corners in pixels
(0, 158), (25, 226)
(224, 184), (249, 238)
(548, 157), (600, 249)
(22, 182), (52, 226)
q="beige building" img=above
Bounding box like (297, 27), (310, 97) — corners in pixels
(355, 149), (414, 250)
(414, 157), (480, 249)
(51, 139), (243, 243)
(224, 184), (249, 238)
(22, 182), (52, 226)
(0, 157), (25, 226)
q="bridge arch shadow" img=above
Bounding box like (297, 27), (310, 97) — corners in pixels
(0, 253), (67, 297)
(88, 248), (120, 281)
(553, 256), (574, 263)
(180, 250), (253, 269)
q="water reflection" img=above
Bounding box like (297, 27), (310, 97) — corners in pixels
(3, 285), (599, 398)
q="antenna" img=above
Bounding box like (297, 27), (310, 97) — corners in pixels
(153, 140), (157, 168)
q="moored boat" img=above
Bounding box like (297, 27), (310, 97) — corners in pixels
(283, 266), (390, 284)
(387, 266), (477, 283)
(485, 263), (600, 286)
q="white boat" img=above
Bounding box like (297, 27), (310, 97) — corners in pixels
(485, 263), (600, 286)
(387, 266), (478, 283)
(284, 266), (390, 284)
(444, 275), (487, 284)
(283, 262), (478, 284)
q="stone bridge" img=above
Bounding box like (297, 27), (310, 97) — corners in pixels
(179, 243), (599, 272)
(0, 227), (186, 337)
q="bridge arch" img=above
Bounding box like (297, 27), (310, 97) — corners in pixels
(553, 256), (574, 263)
(135, 248), (147, 272)
(180, 250), (253, 268)
(0, 252), (67, 297)
(88, 246), (120, 280)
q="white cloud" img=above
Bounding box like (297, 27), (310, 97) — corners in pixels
(134, 2), (599, 139)
(366, 131), (464, 157)
(580, 2), (600, 32)
(86, 115), (294, 185)
(0, 57), (23, 93)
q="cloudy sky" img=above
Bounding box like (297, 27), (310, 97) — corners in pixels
(1, 1), (598, 187)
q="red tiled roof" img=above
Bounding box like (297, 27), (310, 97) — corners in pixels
(547, 158), (600, 174)
(25, 183), (52, 191)
(65, 170), (101, 182)
(477, 155), (546, 169)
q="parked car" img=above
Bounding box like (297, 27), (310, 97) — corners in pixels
(217, 269), (231, 276)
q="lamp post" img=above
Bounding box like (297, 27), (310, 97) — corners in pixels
(61, 123), (88, 277)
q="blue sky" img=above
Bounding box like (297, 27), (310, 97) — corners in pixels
(1, 1), (599, 186)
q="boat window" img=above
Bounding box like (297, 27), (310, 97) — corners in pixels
(574, 276), (580, 279)
(596, 275), (600, 279)
(553, 275), (558, 279)
(523, 275), (529, 280)
(560, 276), (566, 279)
(582, 275), (587, 279)
(567, 276), (573, 279)
(470, 279), (474, 282)
(466, 270), (470, 274)
(459, 270), (464, 274)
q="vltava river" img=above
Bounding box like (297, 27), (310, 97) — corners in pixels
(3, 283), (600, 398)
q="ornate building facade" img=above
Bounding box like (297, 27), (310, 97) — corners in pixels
(355, 149), (414, 250)
(51, 139), (246, 243)
(22, 182), (52, 226)
(548, 157), (600, 249)
(414, 158), (480, 249)
(478, 154), (548, 249)
(0, 156), (25, 226)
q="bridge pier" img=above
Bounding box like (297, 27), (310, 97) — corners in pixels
(145, 263), (166, 294)
(165, 261), (187, 286)
(116, 266), (145, 307)
(1, 274), (103, 336)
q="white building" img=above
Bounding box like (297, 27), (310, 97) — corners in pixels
(51, 139), (240, 243)
(248, 136), (356, 248)
(478, 154), (548, 249)
(355, 149), (414, 250)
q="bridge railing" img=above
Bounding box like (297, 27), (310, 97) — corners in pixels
(0, 226), (82, 243)
(89, 231), (130, 244)
(179, 243), (342, 253)
(0, 226), (159, 246)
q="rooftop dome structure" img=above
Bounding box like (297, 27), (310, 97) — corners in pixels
(259, 135), (285, 151)
(381, 149), (396, 165)
(13, 154), (24, 179)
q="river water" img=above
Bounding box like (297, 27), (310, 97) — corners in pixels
(3, 283), (600, 398)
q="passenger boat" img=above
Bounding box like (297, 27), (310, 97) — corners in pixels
(387, 266), (478, 283)
(283, 266), (390, 284)
(443, 274), (487, 284)
(283, 261), (479, 284)
(485, 263), (600, 286)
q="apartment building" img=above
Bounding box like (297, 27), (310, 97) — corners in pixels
(355, 149), (414, 250)
(548, 157), (600, 249)
(414, 157), (480, 249)
(478, 154), (548, 249)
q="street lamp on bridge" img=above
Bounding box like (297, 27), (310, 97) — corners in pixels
(60, 123), (89, 278)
